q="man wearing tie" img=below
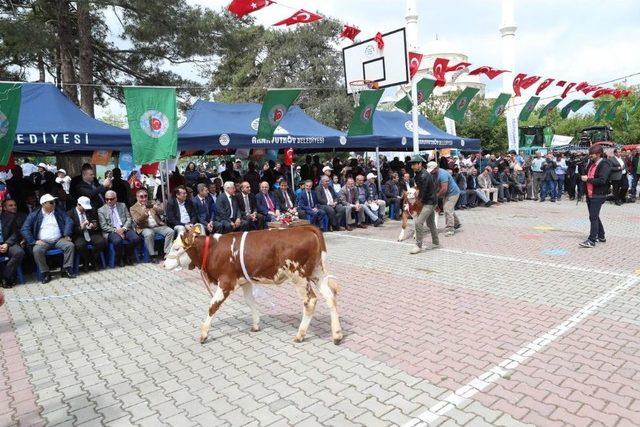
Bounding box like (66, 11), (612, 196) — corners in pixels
(256, 181), (279, 223)
(98, 190), (140, 267)
(274, 179), (298, 215)
(215, 181), (250, 233)
(316, 176), (345, 231)
(192, 183), (222, 234)
(68, 196), (106, 272)
(235, 181), (262, 230)
(298, 180), (329, 232)
(400, 172), (415, 196)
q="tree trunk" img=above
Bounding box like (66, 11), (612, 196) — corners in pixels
(37, 54), (45, 82)
(57, 0), (78, 104)
(77, 0), (94, 117)
(56, 154), (93, 178)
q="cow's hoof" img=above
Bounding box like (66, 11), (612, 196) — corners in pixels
(251, 325), (261, 332)
(293, 335), (304, 343)
(199, 335), (208, 344)
(333, 332), (344, 345)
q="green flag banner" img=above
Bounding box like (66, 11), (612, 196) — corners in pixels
(348, 90), (384, 136)
(607, 100), (622, 121)
(630, 99), (640, 115)
(518, 96), (540, 121)
(395, 96), (412, 113)
(488, 93), (511, 127)
(0, 83), (21, 166)
(124, 87), (177, 165)
(444, 87), (480, 123)
(524, 134), (535, 147)
(543, 126), (553, 147)
(416, 78), (436, 105)
(594, 101), (611, 122)
(257, 89), (301, 140)
(559, 99), (591, 119)
(538, 99), (562, 118)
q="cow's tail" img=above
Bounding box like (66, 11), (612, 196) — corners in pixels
(312, 226), (339, 296)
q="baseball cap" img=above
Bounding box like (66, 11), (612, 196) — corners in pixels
(77, 196), (92, 210)
(39, 194), (57, 205)
(366, 172), (377, 180)
(57, 168), (66, 174)
(322, 166), (333, 173)
(426, 161), (438, 173)
(38, 162), (47, 169)
(408, 154), (425, 163)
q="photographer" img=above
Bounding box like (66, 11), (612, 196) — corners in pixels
(579, 145), (611, 248)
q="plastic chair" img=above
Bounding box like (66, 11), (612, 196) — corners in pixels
(389, 203), (397, 220)
(107, 240), (140, 268)
(0, 256), (25, 284)
(140, 233), (167, 263)
(34, 248), (64, 282)
(72, 244), (107, 274)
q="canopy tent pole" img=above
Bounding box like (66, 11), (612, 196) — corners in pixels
(165, 159), (171, 206)
(291, 164), (294, 189)
(375, 145), (382, 194)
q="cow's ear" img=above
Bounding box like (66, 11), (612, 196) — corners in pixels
(188, 261), (195, 270)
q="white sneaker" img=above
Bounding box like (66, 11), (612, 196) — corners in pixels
(409, 245), (423, 254)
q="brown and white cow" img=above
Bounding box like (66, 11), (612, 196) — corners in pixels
(398, 187), (423, 241)
(164, 225), (343, 345)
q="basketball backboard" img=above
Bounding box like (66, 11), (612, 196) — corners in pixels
(342, 28), (409, 95)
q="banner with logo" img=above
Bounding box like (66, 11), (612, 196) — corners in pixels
(538, 99), (562, 118)
(518, 96), (540, 121)
(444, 87), (479, 123)
(257, 89), (301, 140)
(0, 83), (22, 166)
(488, 93), (511, 127)
(124, 87), (177, 165)
(118, 151), (138, 177)
(348, 90), (384, 136)
(91, 150), (112, 165)
(543, 127), (553, 147)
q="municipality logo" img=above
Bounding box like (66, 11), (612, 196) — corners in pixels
(339, 136), (347, 146)
(219, 134), (230, 146)
(361, 106), (373, 122)
(417, 90), (425, 104)
(269, 104), (286, 125)
(495, 105), (505, 116)
(0, 111), (8, 138)
(140, 110), (169, 138)
(251, 118), (288, 134)
(401, 137), (407, 146)
(460, 139), (466, 147)
(457, 98), (468, 110)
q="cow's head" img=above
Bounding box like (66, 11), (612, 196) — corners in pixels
(406, 187), (418, 203)
(164, 225), (203, 271)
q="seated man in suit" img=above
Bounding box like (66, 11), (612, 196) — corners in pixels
(98, 190), (140, 267)
(192, 183), (222, 235)
(316, 176), (345, 232)
(67, 196), (106, 272)
(467, 168), (491, 207)
(215, 181), (250, 233)
(0, 208), (25, 288)
(274, 179), (298, 216)
(21, 194), (76, 283)
(235, 181), (263, 230)
(130, 188), (174, 262)
(256, 181), (279, 223)
(297, 180), (328, 232)
(166, 186), (198, 235)
(339, 177), (366, 230)
(400, 172), (415, 195)
(384, 173), (403, 220)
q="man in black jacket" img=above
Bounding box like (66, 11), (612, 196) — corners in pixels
(166, 186), (198, 235)
(67, 196), (106, 271)
(316, 176), (345, 231)
(579, 145), (612, 248)
(0, 210), (25, 288)
(235, 181), (263, 230)
(409, 155), (439, 254)
(74, 165), (111, 209)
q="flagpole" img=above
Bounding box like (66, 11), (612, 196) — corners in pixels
(406, 0), (420, 154)
(165, 159), (171, 206)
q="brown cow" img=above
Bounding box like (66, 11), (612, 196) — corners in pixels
(398, 187), (423, 241)
(0, 289), (4, 308)
(164, 225), (343, 345)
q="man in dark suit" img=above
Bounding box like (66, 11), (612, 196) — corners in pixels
(256, 181), (279, 223)
(215, 181), (250, 233)
(235, 181), (263, 230)
(68, 196), (106, 272)
(316, 176), (344, 231)
(400, 172), (415, 195)
(74, 165), (111, 209)
(274, 179), (297, 214)
(166, 186), (199, 235)
(192, 183), (222, 234)
(298, 180), (328, 232)
(0, 209), (25, 288)
(2, 199), (27, 232)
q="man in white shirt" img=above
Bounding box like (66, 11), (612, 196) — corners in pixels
(166, 186), (197, 235)
(98, 190), (140, 267)
(20, 194), (76, 283)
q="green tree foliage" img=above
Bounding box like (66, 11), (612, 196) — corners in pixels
(208, 16), (354, 131)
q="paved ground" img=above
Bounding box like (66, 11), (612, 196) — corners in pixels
(1, 199), (640, 426)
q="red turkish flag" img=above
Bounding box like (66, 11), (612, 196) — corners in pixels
(592, 88), (612, 98)
(340, 25), (360, 42)
(574, 82), (589, 92)
(140, 162), (160, 176)
(374, 32), (384, 49)
(284, 148), (294, 167)
(468, 66), (507, 80)
(0, 154), (15, 172)
(556, 80), (567, 87)
(581, 85), (599, 95)
(433, 58), (449, 87)
(408, 52), (423, 79)
(512, 73), (541, 97)
(561, 82), (577, 98)
(228, 0), (273, 18)
(446, 62), (471, 72)
(273, 9), (322, 26)
(612, 89), (631, 99)
(535, 78), (554, 95)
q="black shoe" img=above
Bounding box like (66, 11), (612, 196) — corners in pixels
(61, 270), (77, 279)
(93, 263), (101, 271)
(41, 272), (52, 284)
(1, 279), (14, 289)
(579, 240), (595, 248)
(118, 259), (126, 268)
(373, 219), (382, 227)
(597, 237), (606, 243)
(454, 224), (462, 230)
(484, 202), (492, 207)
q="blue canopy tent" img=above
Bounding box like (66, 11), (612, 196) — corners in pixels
(178, 101), (349, 151)
(359, 110), (481, 152)
(12, 83), (131, 153)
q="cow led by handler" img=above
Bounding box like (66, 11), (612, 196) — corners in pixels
(164, 225), (343, 345)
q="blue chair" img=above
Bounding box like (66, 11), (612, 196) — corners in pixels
(107, 240), (140, 268)
(389, 203), (397, 220)
(0, 256), (25, 284)
(72, 244), (107, 274)
(34, 248), (64, 282)
(140, 233), (167, 263)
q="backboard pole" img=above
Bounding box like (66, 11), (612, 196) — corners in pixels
(406, 0), (420, 154)
(411, 79), (420, 154)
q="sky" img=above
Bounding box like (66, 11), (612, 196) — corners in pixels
(95, 0), (640, 118)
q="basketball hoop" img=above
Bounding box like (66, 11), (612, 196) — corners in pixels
(349, 79), (379, 106)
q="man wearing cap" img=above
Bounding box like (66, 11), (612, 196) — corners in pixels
(409, 155), (439, 254)
(316, 175), (345, 231)
(98, 190), (140, 267)
(68, 196), (106, 271)
(365, 172), (386, 222)
(428, 161), (461, 236)
(322, 166), (333, 180)
(55, 169), (72, 195)
(0, 204), (25, 288)
(130, 188), (175, 261)
(21, 194), (76, 283)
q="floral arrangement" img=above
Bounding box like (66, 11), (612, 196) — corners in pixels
(276, 210), (298, 225)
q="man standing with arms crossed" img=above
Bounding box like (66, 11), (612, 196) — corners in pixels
(409, 155), (439, 254)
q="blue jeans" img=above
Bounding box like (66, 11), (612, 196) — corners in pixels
(556, 175), (565, 198)
(541, 179), (556, 201)
(586, 196), (605, 242)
